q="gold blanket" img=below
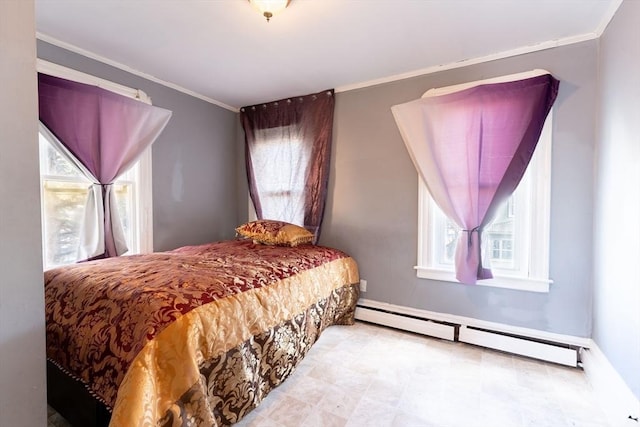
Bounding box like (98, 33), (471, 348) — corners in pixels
(45, 239), (359, 426)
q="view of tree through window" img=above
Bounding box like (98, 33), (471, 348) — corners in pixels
(42, 180), (89, 266)
(39, 132), (138, 268)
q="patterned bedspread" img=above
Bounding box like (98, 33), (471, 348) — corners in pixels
(44, 239), (359, 426)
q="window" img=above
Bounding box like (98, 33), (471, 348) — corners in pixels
(39, 129), (152, 269)
(249, 125), (308, 225)
(416, 116), (552, 292)
(36, 62), (155, 269)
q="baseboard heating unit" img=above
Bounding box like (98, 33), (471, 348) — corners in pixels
(355, 299), (589, 367)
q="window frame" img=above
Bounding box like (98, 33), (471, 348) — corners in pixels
(415, 114), (553, 293)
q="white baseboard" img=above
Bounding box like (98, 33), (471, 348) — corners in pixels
(458, 325), (577, 366)
(355, 306), (456, 341)
(580, 342), (640, 427)
(356, 298), (589, 367)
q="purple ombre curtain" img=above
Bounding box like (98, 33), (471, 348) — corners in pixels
(392, 73), (559, 284)
(38, 73), (172, 259)
(240, 90), (335, 243)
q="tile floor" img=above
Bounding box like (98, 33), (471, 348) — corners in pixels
(49, 321), (612, 427)
(47, 405), (73, 427)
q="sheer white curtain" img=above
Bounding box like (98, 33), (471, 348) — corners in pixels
(249, 124), (310, 225)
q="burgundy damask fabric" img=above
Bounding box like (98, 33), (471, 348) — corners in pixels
(44, 239), (356, 410)
(235, 219), (314, 246)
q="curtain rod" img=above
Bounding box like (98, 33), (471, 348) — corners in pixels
(422, 69), (551, 98)
(36, 59), (152, 105)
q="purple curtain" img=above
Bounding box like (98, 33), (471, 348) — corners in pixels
(392, 73), (559, 284)
(240, 89), (335, 243)
(38, 73), (172, 259)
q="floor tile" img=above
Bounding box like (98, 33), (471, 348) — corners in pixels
(48, 321), (614, 427)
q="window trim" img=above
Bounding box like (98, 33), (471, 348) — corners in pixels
(136, 147), (154, 254)
(415, 114), (553, 293)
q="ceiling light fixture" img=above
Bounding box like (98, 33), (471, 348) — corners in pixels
(248, 0), (290, 22)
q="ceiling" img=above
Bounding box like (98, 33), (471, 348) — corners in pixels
(35, 0), (621, 111)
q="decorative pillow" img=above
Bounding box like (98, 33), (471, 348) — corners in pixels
(235, 220), (314, 247)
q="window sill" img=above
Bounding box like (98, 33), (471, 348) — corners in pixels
(415, 266), (551, 293)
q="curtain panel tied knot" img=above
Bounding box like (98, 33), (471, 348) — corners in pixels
(462, 226), (482, 248)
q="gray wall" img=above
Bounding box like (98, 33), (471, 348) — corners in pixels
(0, 0), (47, 425)
(319, 41), (598, 337)
(593, 1), (640, 400)
(37, 41), (240, 251)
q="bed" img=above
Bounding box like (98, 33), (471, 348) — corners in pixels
(45, 232), (359, 427)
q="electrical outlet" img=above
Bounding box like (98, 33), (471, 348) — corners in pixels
(359, 279), (367, 292)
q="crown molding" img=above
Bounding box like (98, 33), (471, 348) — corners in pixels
(335, 32), (598, 94)
(36, 32), (239, 112)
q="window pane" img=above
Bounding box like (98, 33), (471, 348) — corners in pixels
(42, 180), (89, 267)
(39, 133), (84, 178)
(485, 200), (515, 267)
(443, 221), (458, 264)
(113, 182), (135, 253)
(251, 126), (308, 225)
